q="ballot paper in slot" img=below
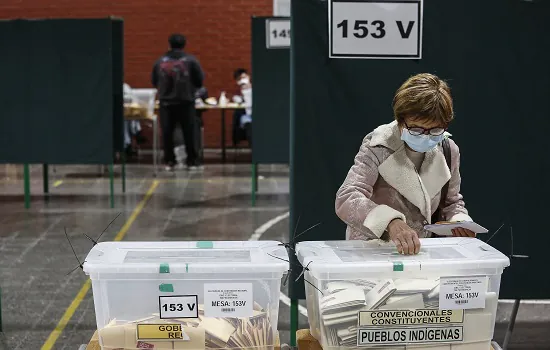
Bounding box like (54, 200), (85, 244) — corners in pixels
(424, 221), (488, 236)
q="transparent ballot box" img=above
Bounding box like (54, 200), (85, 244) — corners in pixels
(83, 241), (289, 350)
(295, 238), (510, 350)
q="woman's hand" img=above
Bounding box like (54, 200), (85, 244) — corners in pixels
(387, 219), (421, 255)
(452, 228), (475, 237)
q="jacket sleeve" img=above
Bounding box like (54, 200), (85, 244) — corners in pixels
(335, 137), (406, 240)
(151, 59), (160, 88)
(189, 56), (205, 89)
(440, 139), (473, 222)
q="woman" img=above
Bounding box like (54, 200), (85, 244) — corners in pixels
(335, 73), (474, 255)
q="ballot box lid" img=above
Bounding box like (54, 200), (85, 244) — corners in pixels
(83, 241), (289, 275)
(295, 238), (510, 276)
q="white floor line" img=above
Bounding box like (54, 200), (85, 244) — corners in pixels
(248, 211), (308, 316)
(249, 212), (289, 241)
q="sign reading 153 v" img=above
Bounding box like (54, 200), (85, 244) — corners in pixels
(329, 0), (423, 59)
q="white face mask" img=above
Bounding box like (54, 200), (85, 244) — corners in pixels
(401, 129), (444, 153)
(238, 77), (250, 86)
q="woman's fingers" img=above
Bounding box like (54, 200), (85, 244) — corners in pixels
(401, 239), (410, 255)
(394, 237), (404, 254)
(413, 234), (421, 254)
(404, 234), (416, 255)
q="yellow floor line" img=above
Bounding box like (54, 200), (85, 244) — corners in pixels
(53, 180), (63, 187)
(40, 179), (160, 350)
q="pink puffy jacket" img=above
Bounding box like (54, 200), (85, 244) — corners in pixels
(335, 121), (472, 241)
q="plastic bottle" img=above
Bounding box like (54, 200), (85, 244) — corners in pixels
(219, 91), (228, 106)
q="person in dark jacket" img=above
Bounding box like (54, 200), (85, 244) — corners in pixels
(152, 33), (205, 171)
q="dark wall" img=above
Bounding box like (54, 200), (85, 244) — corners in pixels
(251, 17), (290, 164)
(0, 18), (123, 164)
(290, 0), (550, 299)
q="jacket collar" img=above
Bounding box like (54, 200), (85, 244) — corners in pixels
(372, 121), (452, 222)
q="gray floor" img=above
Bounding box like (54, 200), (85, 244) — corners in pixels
(0, 163), (548, 349)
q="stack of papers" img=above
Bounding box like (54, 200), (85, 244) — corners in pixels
(321, 287), (368, 313)
(98, 302), (274, 350)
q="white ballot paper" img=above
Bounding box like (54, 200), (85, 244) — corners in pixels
(424, 221), (488, 236)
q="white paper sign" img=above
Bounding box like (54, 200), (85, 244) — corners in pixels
(439, 276), (488, 310)
(159, 295), (199, 319)
(329, 0), (423, 59)
(266, 19), (291, 48)
(204, 283), (253, 317)
(357, 326), (463, 346)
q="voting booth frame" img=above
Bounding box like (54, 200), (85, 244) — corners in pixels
(0, 18), (125, 209)
(250, 16), (291, 206)
(22, 163), (127, 210)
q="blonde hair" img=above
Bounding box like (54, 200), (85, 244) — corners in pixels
(392, 73), (454, 126)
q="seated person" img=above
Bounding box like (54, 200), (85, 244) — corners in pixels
(231, 68), (252, 146)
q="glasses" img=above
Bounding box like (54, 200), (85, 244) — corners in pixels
(404, 123), (447, 136)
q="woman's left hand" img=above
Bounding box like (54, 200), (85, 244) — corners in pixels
(451, 228), (475, 237)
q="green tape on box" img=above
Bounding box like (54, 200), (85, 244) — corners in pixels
(159, 263), (170, 273)
(159, 283), (174, 292)
(196, 241), (213, 249)
(393, 261), (404, 272)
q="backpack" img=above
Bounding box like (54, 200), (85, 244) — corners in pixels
(158, 56), (194, 102)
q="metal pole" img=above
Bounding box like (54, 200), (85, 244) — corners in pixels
(290, 299), (299, 346)
(43, 164), (49, 195)
(502, 299), (520, 350)
(24, 164), (30, 209)
(221, 109), (226, 163)
(153, 115), (158, 176)
(109, 164), (115, 208)
(121, 153), (126, 193)
(0, 286), (3, 332)
(251, 163), (257, 206)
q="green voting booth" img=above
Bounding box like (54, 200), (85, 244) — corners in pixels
(288, 0), (550, 346)
(0, 18), (125, 209)
(251, 17), (291, 205)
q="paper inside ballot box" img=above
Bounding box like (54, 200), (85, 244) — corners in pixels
(173, 328), (205, 349)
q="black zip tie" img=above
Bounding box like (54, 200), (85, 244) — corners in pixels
(486, 223), (505, 244)
(267, 253), (323, 296)
(92, 212), (122, 245)
(64, 227), (84, 275)
(295, 261), (313, 282)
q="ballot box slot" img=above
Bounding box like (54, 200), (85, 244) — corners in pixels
(123, 250), (252, 263)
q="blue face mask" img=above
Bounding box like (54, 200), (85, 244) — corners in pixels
(401, 129), (445, 153)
